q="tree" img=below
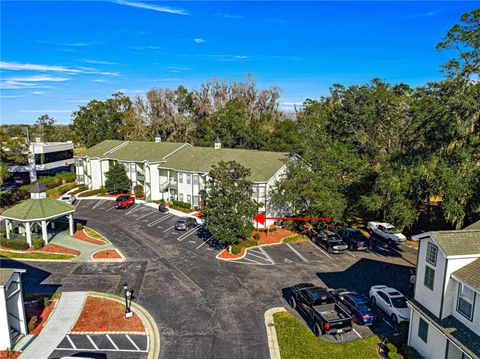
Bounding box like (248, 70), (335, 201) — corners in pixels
(203, 161), (257, 245)
(437, 9), (480, 78)
(104, 162), (132, 193)
(33, 114), (56, 142)
(0, 130), (29, 185)
(72, 93), (132, 148)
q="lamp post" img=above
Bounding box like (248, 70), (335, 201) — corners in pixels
(123, 283), (134, 318)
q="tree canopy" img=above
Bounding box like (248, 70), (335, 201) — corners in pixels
(104, 162), (132, 193)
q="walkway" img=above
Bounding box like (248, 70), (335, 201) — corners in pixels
(20, 292), (87, 359)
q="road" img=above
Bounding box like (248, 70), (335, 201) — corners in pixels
(1, 199), (418, 359)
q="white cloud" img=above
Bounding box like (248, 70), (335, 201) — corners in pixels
(1, 81), (56, 89)
(84, 59), (118, 65)
(194, 38), (206, 44)
(113, 0), (189, 16)
(6, 75), (71, 82)
(32, 91), (46, 95)
(93, 79), (108, 83)
(0, 61), (81, 73)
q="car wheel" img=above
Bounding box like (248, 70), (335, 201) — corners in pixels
(313, 323), (322, 336)
(391, 314), (398, 325)
(290, 297), (297, 309)
(370, 296), (376, 305)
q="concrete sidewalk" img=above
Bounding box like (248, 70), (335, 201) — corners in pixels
(20, 292), (87, 359)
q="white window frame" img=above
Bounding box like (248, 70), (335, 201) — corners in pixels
(193, 174), (199, 185)
(179, 173), (183, 184)
(187, 194), (191, 203)
(187, 174), (191, 185)
(457, 283), (475, 321)
(426, 243), (438, 266)
(179, 193), (184, 202)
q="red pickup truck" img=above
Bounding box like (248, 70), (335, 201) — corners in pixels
(115, 195), (135, 209)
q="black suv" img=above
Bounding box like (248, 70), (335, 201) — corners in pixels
(314, 230), (348, 254)
(336, 228), (369, 251)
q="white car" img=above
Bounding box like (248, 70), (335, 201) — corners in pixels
(367, 221), (406, 243)
(369, 285), (410, 324)
(58, 194), (76, 205)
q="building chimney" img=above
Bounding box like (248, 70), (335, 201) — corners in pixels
(154, 133), (161, 143)
(214, 136), (221, 150)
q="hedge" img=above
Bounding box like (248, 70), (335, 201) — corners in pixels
(47, 182), (76, 198)
(70, 185), (88, 195)
(78, 188), (107, 197)
(33, 238), (44, 249)
(0, 237), (29, 250)
(172, 200), (192, 209)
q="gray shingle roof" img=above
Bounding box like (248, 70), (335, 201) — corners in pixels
(28, 182), (48, 193)
(0, 268), (14, 286)
(452, 258), (480, 292)
(465, 220), (480, 230)
(430, 230), (480, 256)
(409, 299), (480, 359)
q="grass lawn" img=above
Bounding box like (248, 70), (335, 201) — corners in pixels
(274, 311), (381, 359)
(282, 234), (309, 244)
(84, 227), (107, 242)
(0, 250), (75, 260)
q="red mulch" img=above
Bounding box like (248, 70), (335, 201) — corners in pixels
(192, 212), (204, 218)
(30, 300), (58, 335)
(218, 226), (295, 259)
(72, 230), (105, 245)
(27, 244), (80, 256)
(72, 296), (145, 332)
(0, 351), (20, 359)
(92, 249), (122, 259)
(102, 193), (131, 198)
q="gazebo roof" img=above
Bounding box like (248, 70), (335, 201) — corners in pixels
(1, 197), (75, 221)
(28, 182), (48, 193)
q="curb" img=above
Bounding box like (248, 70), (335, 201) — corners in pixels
(264, 307), (287, 359)
(90, 248), (126, 262)
(82, 228), (111, 244)
(89, 292), (160, 359)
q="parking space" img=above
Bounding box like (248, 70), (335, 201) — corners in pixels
(49, 334), (148, 359)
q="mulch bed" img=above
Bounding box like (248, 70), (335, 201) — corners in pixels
(72, 230), (105, 245)
(0, 244), (80, 256)
(0, 351), (21, 359)
(72, 296), (145, 332)
(92, 249), (122, 259)
(218, 226), (295, 259)
(28, 300), (58, 335)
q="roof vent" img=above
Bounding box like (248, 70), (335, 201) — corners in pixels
(214, 136), (221, 150)
(155, 133), (162, 143)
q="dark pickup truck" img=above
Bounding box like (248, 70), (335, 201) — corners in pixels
(290, 283), (353, 336)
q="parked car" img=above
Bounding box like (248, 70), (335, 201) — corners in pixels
(314, 230), (348, 254)
(369, 285), (410, 324)
(289, 283), (353, 336)
(336, 228), (369, 251)
(58, 194), (76, 205)
(175, 217), (197, 231)
(115, 195), (135, 209)
(158, 203), (169, 213)
(334, 289), (375, 325)
(367, 221), (406, 244)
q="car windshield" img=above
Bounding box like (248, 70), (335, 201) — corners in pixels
(357, 304), (373, 313)
(386, 226), (400, 234)
(177, 220), (186, 224)
(326, 233), (342, 242)
(62, 196), (69, 199)
(391, 297), (407, 308)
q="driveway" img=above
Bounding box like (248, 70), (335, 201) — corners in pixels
(2, 199), (417, 359)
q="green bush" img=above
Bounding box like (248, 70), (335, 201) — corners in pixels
(172, 200), (192, 209)
(133, 184), (144, 198)
(33, 238), (43, 249)
(231, 244), (242, 254)
(270, 227), (278, 233)
(388, 352), (404, 359)
(27, 316), (38, 332)
(254, 232), (261, 240)
(387, 343), (397, 353)
(70, 185), (88, 195)
(46, 182), (76, 198)
(152, 199), (166, 204)
(406, 347), (423, 359)
(77, 188), (106, 197)
(76, 223), (83, 231)
(0, 237), (29, 250)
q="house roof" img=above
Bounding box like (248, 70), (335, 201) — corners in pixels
(465, 220), (480, 230)
(162, 146), (290, 182)
(429, 230), (480, 257)
(409, 299), (480, 359)
(453, 258), (480, 292)
(1, 197), (75, 221)
(83, 140), (187, 163)
(0, 268), (14, 286)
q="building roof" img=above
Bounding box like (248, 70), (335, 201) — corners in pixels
(1, 197), (75, 221)
(465, 220), (480, 230)
(28, 182), (48, 193)
(0, 268), (14, 286)
(409, 299), (480, 359)
(452, 258), (480, 292)
(83, 140), (187, 163)
(429, 230), (480, 257)
(162, 146), (289, 182)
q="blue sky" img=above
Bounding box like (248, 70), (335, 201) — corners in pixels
(1, 1), (477, 124)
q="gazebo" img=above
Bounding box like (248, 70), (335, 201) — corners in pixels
(1, 182), (76, 247)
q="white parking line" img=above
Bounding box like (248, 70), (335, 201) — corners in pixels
(177, 225), (201, 241)
(124, 204), (141, 215)
(308, 241), (333, 259)
(346, 250), (356, 258)
(106, 334), (119, 350)
(106, 206), (115, 212)
(196, 236), (213, 249)
(147, 214), (172, 227)
(126, 334), (140, 351)
(56, 347), (148, 353)
(246, 251), (272, 262)
(258, 246), (276, 265)
(286, 243), (309, 262)
(92, 200), (106, 210)
(352, 328), (362, 338)
(238, 257), (271, 265)
(66, 335), (76, 349)
(87, 335), (99, 349)
(136, 210), (157, 221)
(163, 225), (175, 233)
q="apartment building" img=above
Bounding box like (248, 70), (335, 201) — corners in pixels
(408, 221), (480, 359)
(75, 138), (292, 225)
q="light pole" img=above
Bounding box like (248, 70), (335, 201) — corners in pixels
(123, 283), (134, 318)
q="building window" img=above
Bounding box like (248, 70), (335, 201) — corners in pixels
(187, 174), (191, 185)
(130, 163), (136, 172)
(193, 196), (199, 206)
(457, 283), (475, 320)
(193, 174), (199, 185)
(179, 193), (184, 202)
(426, 243), (438, 266)
(418, 317), (428, 343)
(179, 173), (183, 184)
(424, 265), (435, 291)
(76, 158), (83, 166)
(187, 195), (191, 203)
(258, 185), (266, 199)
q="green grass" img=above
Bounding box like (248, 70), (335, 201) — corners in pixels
(78, 188), (107, 197)
(83, 227), (107, 242)
(273, 311), (381, 359)
(0, 250), (75, 260)
(282, 234), (309, 243)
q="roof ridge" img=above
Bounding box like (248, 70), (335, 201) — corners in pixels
(103, 141), (130, 155)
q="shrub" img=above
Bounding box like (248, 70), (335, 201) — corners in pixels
(133, 184), (144, 198)
(270, 227), (278, 233)
(77, 188), (106, 197)
(406, 347), (423, 359)
(0, 237), (29, 250)
(231, 244), (242, 254)
(254, 233), (261, 241)
(76, 223), (83, 231)
(70, 185), (88, 195)
(28, 316), (38, 332)
(33, 238), (43, 249)
(43, 296), (50, 307)
(388, 352), (404, 359)
(172, 200), (192, 209)
(152, 199), (165, 204)
(46, 182), (76, 198)
(387, 343), (398, 353)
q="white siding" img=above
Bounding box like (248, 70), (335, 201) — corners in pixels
(409, 310), (448, 359)
(450, 279), (480, 333)
(100, 160), (109, 187)
(90, 159), (103, 189)
(149, 164), (161, 200)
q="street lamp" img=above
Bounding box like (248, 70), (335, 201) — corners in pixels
(123, 283), (135, 318)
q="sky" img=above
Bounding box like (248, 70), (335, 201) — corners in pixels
(1, 1), (478, 124)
